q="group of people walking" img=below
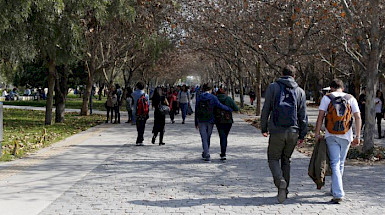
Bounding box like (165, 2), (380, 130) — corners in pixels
(261, 65), (361, 204)
(106, 64), (363, 205)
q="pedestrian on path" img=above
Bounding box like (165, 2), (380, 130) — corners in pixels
(114, 84), (123, 124)
(132, 82), (149, 146)
(168, 87), (178, 124)
(105, 85), (117, 123)
(125, 87), (134, 123)
(151, 87), (169, 145)
(358, 87), (366, 129)
(195, 83), (233, 162)
(261, 65), (308, 203)
(314, 79), (361, 204)
(215, 88), (239, 161)
(249, 89), (256, 105)
(178, 84), (191, 124)
(375, 90), (384, 139)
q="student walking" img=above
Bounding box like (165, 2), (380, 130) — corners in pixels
(168, 88), (178, 124)
(314, 79), (361, 204)
(375, 90), (384, 138)
(195, 83), (233, 162)
(249, 89), (256, 105)
(260, 65), (308, 203)
(178, 84), (191, 124)
(151, 87), (169, 145)
(125, 88), (133, 123)
(132, 82), (149, 146)
(105, 85), (117, 123)
(114, 84), (123, 124)
(215, 88), (239, 161)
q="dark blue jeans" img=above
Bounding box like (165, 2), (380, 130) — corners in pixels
(136, 119), (147, 143)
(180, 103), (188, 121)
(216, 123), (232, 157)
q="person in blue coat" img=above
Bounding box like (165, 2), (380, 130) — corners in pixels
(195, 83), (233, 162)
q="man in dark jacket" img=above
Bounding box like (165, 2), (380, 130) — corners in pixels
(260, 65), (308, 203)
(195, 83), (233, 162)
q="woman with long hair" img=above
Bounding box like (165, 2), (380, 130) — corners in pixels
(152, 87), (169, 145)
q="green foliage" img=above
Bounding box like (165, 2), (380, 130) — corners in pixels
(1, 108), (105, 161)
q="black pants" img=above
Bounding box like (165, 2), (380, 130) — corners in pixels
(136, 120), (147, 143)
(106, 106), (114, 123)
(376, 113), (383, 138)
(114, 106), (120, 123)
(169, 109), (175, 122)
(268, 132), (299, 190)
(127, 110), (132, 122)
(216, 123), (232, 157)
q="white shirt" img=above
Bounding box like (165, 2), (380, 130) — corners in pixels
(375, 98), (382, 113)
(319, 92), (360, 142)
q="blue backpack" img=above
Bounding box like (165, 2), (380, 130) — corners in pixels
(273, 82), (298, 127)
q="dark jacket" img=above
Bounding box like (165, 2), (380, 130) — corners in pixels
(195, 92), (233, 126)
(215, 94), (239, 124)
(308, 137), (332, 189)
(260, 76), (308, 139)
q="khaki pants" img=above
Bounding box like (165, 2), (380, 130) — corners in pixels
(268, 131), (299, 189)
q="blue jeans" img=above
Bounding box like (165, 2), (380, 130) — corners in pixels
(198, 122), (214, 158)
(326, 136), (350, 199)
(216, 123), (232, 157)
(180, 103), (188, 121)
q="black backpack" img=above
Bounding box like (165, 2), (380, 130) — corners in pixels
(196, 99), (213, 121)
(273, 82), (298, 127)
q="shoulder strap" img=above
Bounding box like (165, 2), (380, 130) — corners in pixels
(343, 94), (353, 100)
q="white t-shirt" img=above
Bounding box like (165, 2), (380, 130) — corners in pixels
(319, 92), (360, 142)
(375, 98), (382, 113)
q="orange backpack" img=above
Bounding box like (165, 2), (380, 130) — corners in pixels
(325, 94), (353, 134)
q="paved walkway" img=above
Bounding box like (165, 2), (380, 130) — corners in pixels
(0, 109), (384, 215)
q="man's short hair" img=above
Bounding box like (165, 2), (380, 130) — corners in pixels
(136, 81), (145, 90)
(202, 83), (213, 91)
(282, 65), (297, 77)
(330, 79), (344, 90)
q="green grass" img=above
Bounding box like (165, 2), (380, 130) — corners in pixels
(1, 109), (105, 161)
(3, 96), (108, 111)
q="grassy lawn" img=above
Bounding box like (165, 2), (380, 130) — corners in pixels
(1, 109), (105, 161)
(3, 95), (107, 111)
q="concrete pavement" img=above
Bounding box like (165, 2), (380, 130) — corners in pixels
(0, 109), (383, 214)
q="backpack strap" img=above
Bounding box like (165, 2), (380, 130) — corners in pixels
(343, 94), (353, 100)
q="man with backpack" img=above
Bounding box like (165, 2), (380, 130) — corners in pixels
(195, 83), (233, 162)
(132, 81), (149, 146)
(314, 79), (361, 204)
(261, 65), (308, 203)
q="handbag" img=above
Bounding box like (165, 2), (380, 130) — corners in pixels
(159, 104), (170, 115)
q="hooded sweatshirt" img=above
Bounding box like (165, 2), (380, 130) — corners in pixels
(195, 92), (233, 126)
(260, 76), (308, 139)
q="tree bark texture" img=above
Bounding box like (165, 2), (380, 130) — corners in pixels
(55, 66), (69, 123)
(81, 62), (94, 116)
(45, 59), (56, 125)
(363, 0), (380, 154)
(255, 60), (262, 116)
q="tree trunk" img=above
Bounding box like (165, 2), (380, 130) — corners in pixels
(237, 59), (244, 108)
(81, 62), (94, 116)
(363, 0), (380, 154)
(54, 66), (69, 123)
(255, 60), (262, 116)
(45, 59), (56, 125)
